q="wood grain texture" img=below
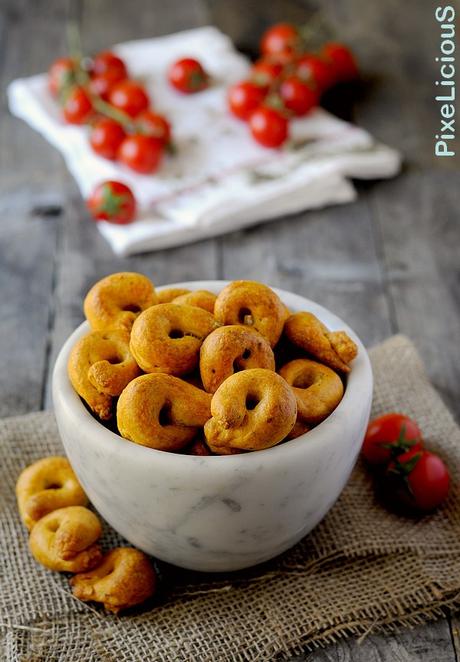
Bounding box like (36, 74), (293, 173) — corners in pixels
(0, 0), (458, 659)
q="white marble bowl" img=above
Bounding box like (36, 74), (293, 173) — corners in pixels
(53, 281), (372, 572)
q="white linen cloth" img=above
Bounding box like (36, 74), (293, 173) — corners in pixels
(8, 26), (401, 256)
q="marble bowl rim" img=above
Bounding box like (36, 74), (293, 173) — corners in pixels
(53, 279), (373, 467)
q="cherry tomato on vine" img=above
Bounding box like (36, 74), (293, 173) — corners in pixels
(260, 23), (301, 59)
(62, 86), (93, 124)
(168, 58), (209, 93)
(89, 69), (126, 101)
(109, 80), (150, 118)
(228, 81), (266, 121)
(118, 134), (164, 174)
(48, 57), (76, 97)
(87, 180), (136, 224)
(90, 118), (126, 160)
(386, 449), (450, 512)
(362, 413), (423, 466)
(91, 51), (128, 80)
(321, 42), (358, 82)
(249, 106), (288, 148)
(280, 76), (318, 116)
(250, 59), (284, 90)
(296, 54), (335, 93)
(136, 110), (172, 146)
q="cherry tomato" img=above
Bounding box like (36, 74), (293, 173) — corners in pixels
(321, 42), (358, 82)
(250, 59), (284, 90)
(48, 57), (76, 97)
(87, 180), (136, 224)
(109, 80), (150, 118)
(90, 118), (126, 160)
(296, 54), (335, 93)
(62, 86), (93, 124)
(136, 110), (172, 146)
(89, 69), (126, 101)
(386, 449), (450, 512)
(118, 134), (164, 174)
(168, 57), (209, 94)
(91, 51), (128, 79)
(249, 106), (289, 148)
(260, 23), (301, 59)
(228, 81), (266, 121)
(280, 76), (318, 116)
(362, 413), (423, 466)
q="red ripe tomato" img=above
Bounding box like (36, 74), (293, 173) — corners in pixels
(62, 87), (93, 124)
(109, 80), (150, 118)
(260, 23), (300, 59)
(228, 81), (266, 121)
(168, 57), (209, 94)
(362, 413), (423, 466)
(280, 76), (318, 116)
(89, 69), (126, 101)
(296, 54), (335, 93)
(87, 180), (136, 224)
(136, 110), (172, 146)
(48, 57), (76, 97)
(249, 107), (288, 148)
(250, 59), (284, 90)
(90, 118), (126, 160)
(386, 449), (450, 512)
(321, 42), (359, 82)
(118, 134), (164, 174)
(91, 51), (128, 79)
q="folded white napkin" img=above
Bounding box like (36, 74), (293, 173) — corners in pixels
(8, 26), (401, 256)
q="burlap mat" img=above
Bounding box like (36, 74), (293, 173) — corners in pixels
(0, 335), (459, 661)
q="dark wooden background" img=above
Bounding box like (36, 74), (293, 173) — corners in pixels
(1, 0), (459, 658)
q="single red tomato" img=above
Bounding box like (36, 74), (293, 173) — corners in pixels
(109, 80), (150, 118)
(90, 118), (126, 160)
(118, 134), (164, 174)
(386, 449), (450, 512)
(168, 57), (209, 93)
(296, 54), (335, 93)
(89, 69), (126, 101)
(249, 106), (289, 148)
(260, 23), (300, 58)
(250, 59), (284, 90)
(48, 57), (76, 97)
(362, 413), (423, 466)
(62, 86), (93, 124)
(280, 76), (318, 116)
(321, 42), (359, 82)
(228, 81), (267, 121)
(136, 110), (172, 146)
(87, 180), (136, 224)
(91, 51), (128, 79)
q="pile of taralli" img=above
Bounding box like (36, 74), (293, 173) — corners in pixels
(68, 272), (358, 454)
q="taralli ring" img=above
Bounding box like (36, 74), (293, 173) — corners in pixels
(68, 330), (140, 420)
(204, 368), (297, 454)
(16, 456), (88, 530)
(157, 287), (190, 304)
(172, 289), (217, 314)
(279, 359), (344, 438)
(84, 272), (158, 332)
(214, 280), (288, 347)
(130, 303), (219, 375)
(70, 547), (157, 613)
(200, 325), (275, 393)
(284, 312), (358, 373)
(117, 373), (212, 451)
(29, 506), (102, 572)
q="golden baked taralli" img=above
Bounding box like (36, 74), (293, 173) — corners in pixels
(172, 289), (217, 314)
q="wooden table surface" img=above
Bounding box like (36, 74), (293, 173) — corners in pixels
(1, 0), (459, 658)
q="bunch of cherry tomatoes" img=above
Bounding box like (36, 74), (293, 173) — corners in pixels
(362, 413), (450, 513)
(228, 22), (358, 148)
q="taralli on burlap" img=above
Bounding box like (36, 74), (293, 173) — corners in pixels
(1, 335), (459, 661)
